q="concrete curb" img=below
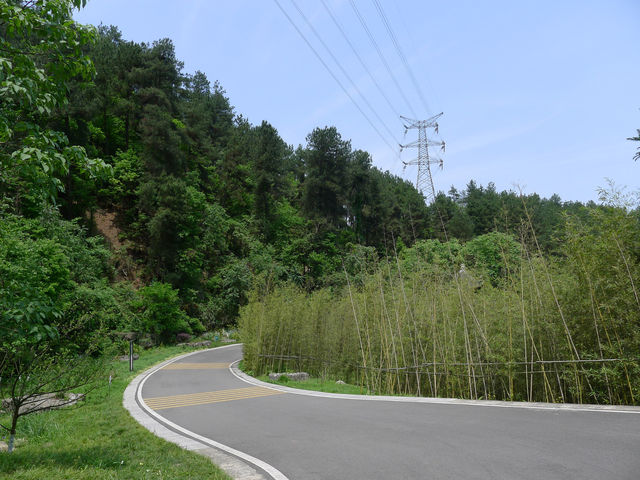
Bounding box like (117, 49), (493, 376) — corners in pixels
(123, 345), (289, 480)
(230, 360), (640, 415)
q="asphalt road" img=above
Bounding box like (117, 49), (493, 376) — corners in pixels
(140, 344), (640, 480)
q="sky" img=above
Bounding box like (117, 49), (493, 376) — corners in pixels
(74, 0), (640, 203)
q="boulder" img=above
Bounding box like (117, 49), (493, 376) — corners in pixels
(2, 392), (85, 415)
(268, 372), (310, 382)
(177, 340), (212, 348)
(118, 354), (139, 362)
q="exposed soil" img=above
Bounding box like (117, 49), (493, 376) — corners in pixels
(93, 209), (123, 250)
(92, 209), (142, 287)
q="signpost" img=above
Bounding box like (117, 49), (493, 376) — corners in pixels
(114, 332), (138, 372)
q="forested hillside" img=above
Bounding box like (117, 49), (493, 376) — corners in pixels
(2, 2), (639, 407)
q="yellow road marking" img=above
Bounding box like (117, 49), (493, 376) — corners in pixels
(144, 386), (283, 410)
(161, 362), (230, 370)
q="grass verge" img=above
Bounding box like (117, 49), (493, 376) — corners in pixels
(257, 375), (366, 395)
(239, 362), (369, 395)
(0, 343), (234, 480)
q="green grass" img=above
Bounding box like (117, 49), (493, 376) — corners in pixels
(257, 374), (367, 395)
(0, 343), (234, 480)
(239, 361), (372, 395)
(255, 374), (417, 397)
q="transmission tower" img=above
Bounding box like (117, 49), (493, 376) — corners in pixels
(399, 113), (445, 203)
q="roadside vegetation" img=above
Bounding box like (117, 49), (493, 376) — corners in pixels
(0, 343), (232, 479)
(241, 189), (640, 405)
(1, 0), (639, 468)
(240, 362), (367, 395)
(259, 375), (366, 396)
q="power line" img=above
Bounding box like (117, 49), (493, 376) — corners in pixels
(349, 0), (417, 118)
(289, 0), (400, 146)
(391, 0), (417, 54)
(272, 0), (397, 155)
(371, 0), (431, 114)
(320, 0), (401, 120)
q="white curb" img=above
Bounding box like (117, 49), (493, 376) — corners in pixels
(123, 345), (289, 480)
(230, 359), (640, 415)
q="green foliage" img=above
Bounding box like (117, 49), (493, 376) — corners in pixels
(255, 372), (367, 395)
(464, 181), (501, 236)
(64, 281), (137, 337)
(0, 2), (634, 439)
(103, 148), (143, 204)
(0, 212), (113, 355)
(628, 128), (640, 161)
(47, 21), (597, 332)
(0, 293), (60, 351)
(0, 0), (111, 215)
(463, 232), (521, 284)
(252, 121), (289, 240)
(204, 259), (252, 329)
(400, 238), (463, 274)
(302, 126), (351, 228)
(137, 282), (202, 343)
(241, 199), (640, 404)
(0, 210), (114, 451)
(0, 345), (231, 478)
(4, 3), (631, 409)
(0, 215), (72, 302)
(561, 184), (640, 366)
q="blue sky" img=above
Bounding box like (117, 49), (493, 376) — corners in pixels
(74, 0), (640, 203)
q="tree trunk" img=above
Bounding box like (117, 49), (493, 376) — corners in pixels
(8, 408), (19, 453)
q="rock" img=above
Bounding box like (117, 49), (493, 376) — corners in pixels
(336, 380), (346, 385)
(118, 354), (139, 362)
(0, 441), (7, 452)
(176, 333), (192, 343)
(176, 340), (212, 348)
(268, 372), (310, 382)
(1, 392), (85, 415)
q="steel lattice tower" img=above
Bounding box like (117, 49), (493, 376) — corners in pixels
(399, 113), (445, 203)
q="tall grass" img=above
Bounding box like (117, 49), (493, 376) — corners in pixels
(241, 197), (640, 405)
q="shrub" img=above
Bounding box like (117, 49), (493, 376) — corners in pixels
(137, 282), (193, 344)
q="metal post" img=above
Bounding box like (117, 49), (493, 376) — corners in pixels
(129, 340), (134, 372)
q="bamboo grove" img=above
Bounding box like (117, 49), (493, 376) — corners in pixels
(241, 191), (640, 405)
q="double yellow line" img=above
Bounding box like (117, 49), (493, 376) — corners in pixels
(144, 386), (283, 410)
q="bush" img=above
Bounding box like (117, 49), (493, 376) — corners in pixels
(137, 282), (194, 344)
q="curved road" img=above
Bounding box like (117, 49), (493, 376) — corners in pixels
(136, 345), (640, 480)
